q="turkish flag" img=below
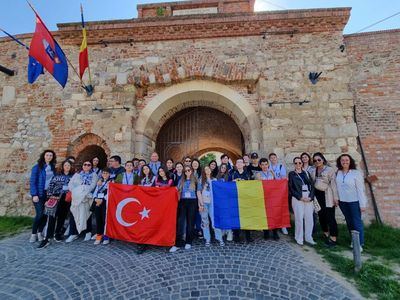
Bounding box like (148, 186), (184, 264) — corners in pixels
(106, 183), (178, 246)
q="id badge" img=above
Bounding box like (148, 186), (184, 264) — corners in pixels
(97, 193), (105, 199)
(110, 174), (116, 179)
(184, 192), (191, 198)
(62, 185), (69, 191)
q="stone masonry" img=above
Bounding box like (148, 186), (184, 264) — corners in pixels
(0, 0), (398, 226)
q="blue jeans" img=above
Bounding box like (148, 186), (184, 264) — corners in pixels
(200, 202), (222, 242)
(32, 196), (46, 234)
(339, 201), (364, 246)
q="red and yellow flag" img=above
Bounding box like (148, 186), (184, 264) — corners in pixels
(79, 4), (89, 79)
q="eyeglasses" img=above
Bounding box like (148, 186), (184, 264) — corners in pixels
(313, 158), (322, 163)
(294, 162), (302, 165)
(184, 170), (192, 173)
(83, 163), (92, 167)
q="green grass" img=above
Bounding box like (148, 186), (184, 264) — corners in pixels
(310, 222), (400, 300)
(364, 222), (400, 263)
(0, 216), (33, 239)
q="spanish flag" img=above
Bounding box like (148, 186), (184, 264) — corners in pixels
(79, 4), (89, 79)
(212, 180), (290, 230)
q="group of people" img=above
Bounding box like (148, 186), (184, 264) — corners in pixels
(29, 149), (368, 254)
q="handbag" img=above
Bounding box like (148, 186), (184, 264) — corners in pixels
(45, 196), (59, 209)
(65, 191), (72, 203)
(314, 178), (329, 191)
(313, 198), (321, 213)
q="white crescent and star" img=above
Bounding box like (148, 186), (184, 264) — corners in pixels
(116, 197), (151, 227)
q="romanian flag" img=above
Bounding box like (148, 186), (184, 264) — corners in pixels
(79, 4), (89, 79)
(212, 180), (290, 230)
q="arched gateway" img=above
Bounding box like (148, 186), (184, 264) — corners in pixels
(135, 81), (261, 159)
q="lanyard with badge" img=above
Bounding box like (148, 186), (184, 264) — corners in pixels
(96, 181), (108, 199)
(62, 175), (69, 193)
(296, 172), (310, 199)
(202, 180), (211, 203)
(184, 180), (193, 199)
(124, 173), (134, 185)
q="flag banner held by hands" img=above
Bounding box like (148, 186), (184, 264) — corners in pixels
(212, 180), (290, 230)
(28, 13), (68, 87)
(106, 183), (178, 246)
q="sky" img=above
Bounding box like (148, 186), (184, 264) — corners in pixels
(0, 0), (399, 37)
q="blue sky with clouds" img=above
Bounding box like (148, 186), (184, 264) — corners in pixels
(0, 0), (399, 37)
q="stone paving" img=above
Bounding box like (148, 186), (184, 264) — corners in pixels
(0, 232), (361, 300)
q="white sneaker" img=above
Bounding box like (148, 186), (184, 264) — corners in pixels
(281, 228), (288, 235)
(37, 232), (44, 242)
(227, 231), (233, 242)
(84, 233), (92, 241)
(102, 239), (110, 245)
(305, 239), (316, 245)
(65, 235), (78, 243)
(91, 235), (97, 240)
(296, 240), (304, 246)
(184, 244), (191, 250)
(29, 234), (37, 243)
(169, 246), (180, 253)
(94, 239), (101, 245)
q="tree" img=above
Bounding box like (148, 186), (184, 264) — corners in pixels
(199, 153), (216, 167)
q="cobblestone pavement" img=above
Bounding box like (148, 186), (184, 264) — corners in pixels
(0, 232), (361, 299)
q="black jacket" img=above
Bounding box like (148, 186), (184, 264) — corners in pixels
(288, 170), (315, 201)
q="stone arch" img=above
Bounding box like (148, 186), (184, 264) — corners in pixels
(135, 80), (261, 157)
(130, 53), (260, 88)
(67, 133), (111, 168)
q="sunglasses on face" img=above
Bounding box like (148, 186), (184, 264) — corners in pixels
(294, 162), (302, 165)
(185, 160), (191, 162)
(185, 170), (191, 173)
(313, 158), (322, 163)
(83, 163), (92, 167)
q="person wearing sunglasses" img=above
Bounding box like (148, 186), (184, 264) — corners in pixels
(183, 156), (192, 168)
(336, 154), (367, 252)
(170, 167), (198, 252)
(289, 157), (316, 246)
(311, 152), (339, 247)
(66, 161), (98, 243)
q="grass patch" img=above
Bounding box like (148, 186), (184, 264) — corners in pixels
(311, 222), (400, 299)
(364, 222), (400, 263)
(0, 216), (32, 239)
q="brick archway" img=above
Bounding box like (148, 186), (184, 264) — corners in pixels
(135, 80), (261, 158)
(67, 133), (111, 168)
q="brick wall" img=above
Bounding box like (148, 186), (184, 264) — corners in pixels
(345, 29), (400, 227)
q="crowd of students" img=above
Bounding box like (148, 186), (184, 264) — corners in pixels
(29, 150), (368, 254)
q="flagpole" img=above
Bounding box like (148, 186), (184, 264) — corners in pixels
(0, 28), (30, 50)
(26, 0), (92, 93)
(81, 3), (93, 87)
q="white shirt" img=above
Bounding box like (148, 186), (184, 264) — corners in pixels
(336, 169), (368, 208)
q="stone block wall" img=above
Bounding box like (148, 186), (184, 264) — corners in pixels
(0, 5), (398, 226)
